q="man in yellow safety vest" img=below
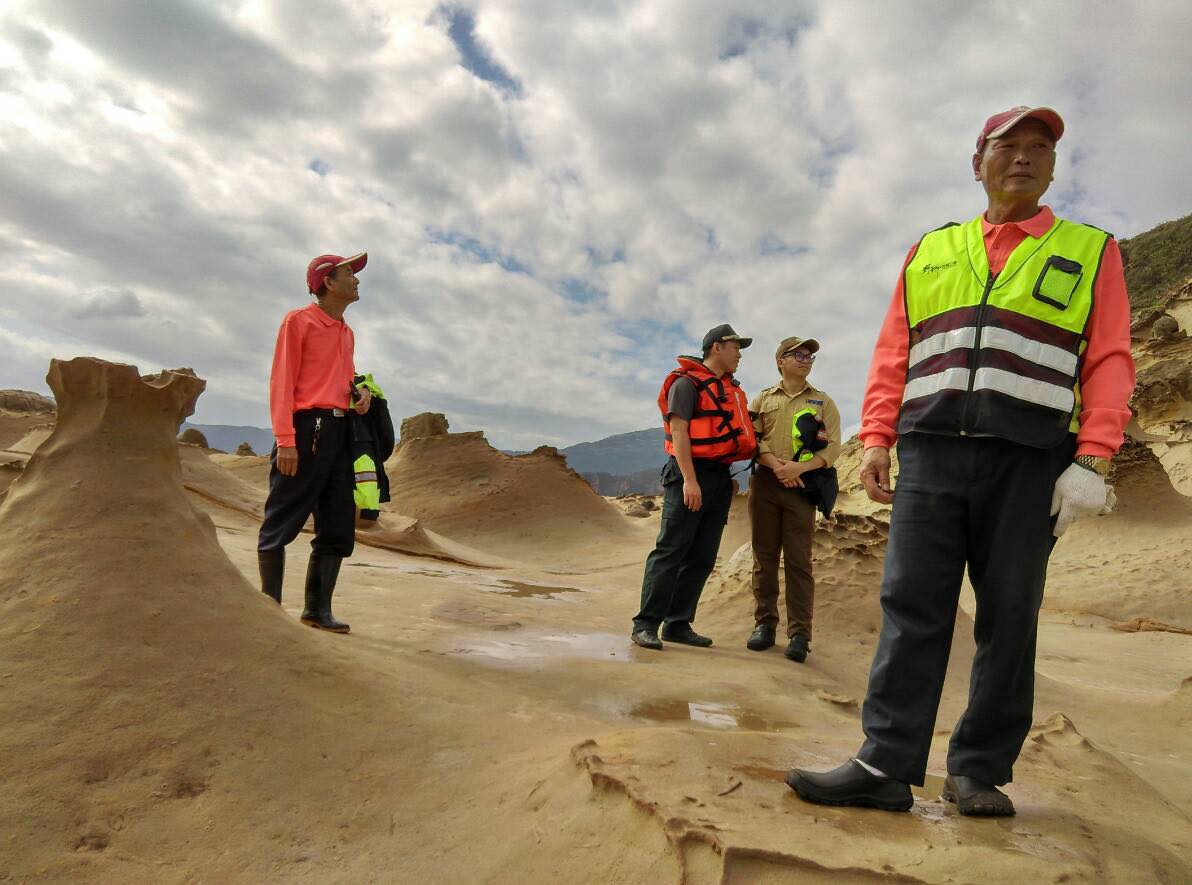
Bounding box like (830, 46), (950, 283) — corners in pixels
(786, 107), (1134, 816)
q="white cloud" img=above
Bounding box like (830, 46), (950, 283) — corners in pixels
(0, 0), (1189, 449)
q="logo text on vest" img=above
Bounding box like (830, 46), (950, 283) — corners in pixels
(922, 260), (958, 274)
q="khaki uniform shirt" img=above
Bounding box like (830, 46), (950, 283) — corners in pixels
(749, 382), (842, 466)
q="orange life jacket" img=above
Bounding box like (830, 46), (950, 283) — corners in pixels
(657, 357), (758, 463)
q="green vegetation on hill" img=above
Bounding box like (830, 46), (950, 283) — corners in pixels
(1119, 213), (1192, 314)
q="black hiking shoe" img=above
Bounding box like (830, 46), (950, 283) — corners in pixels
(660, 624), (713, 647)
(784, 634), (809, 663)
(630, 628), (663, 650)
(785, 760), (913, 812)
(943, 775), (1015, 816)
(747, 623), (776, 651)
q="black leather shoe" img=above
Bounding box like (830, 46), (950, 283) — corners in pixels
(943, 775), (1015, 816)
(785, 760), (913, 812)
(784, 634), (809, 662)
(746, 623), (776, 651)
(660, 624), (713, 647)
(630, 629), (663, 650)
(257, 549), (285, 603)
(300, 553), (350, 634)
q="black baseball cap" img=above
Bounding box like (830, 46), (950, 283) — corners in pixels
(702, 324), (753, 351)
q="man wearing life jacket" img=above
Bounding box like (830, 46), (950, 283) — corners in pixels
(746, 336), (842, 663)
(787, 107), (1134, 816)
(257, 253), (373, 635)
(631, 324), (758, 651)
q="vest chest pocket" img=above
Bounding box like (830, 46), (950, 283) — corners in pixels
(1033, 255), (1084, 310)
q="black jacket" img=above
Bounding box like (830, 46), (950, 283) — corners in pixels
(792, 410), (839, 519)
(349, 380), (395, 520)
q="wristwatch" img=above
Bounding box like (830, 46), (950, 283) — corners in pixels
(1073, 455), (1110, 477)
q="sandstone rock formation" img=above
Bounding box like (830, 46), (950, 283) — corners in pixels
(1152, 314), (1183, 339)
(385, 430), (634, 563)
(0, 389), (55, 412)
(400, 411), (450, 442)
(235, 441), (255, 456)
(178, 426), (209, 447)
(0, 358), (473, 881)
(1130, 331), (1192, 496)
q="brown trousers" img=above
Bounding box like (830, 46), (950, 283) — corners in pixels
(749, 468), (816, 639)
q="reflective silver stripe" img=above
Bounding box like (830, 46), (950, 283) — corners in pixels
(972, 367), (1075, 412)
(902, 366), (970, 402)
(354, 472), (378, 483)
(909, 324), (1077, 377)
(979, 326), (1078, 376)
(908, 327), (976, 368)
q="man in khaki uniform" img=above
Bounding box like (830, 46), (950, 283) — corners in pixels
(746, 336), (842, 662)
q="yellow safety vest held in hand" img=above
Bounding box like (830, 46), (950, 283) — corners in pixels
(898, 215), (1109, 449)
(350, 372), (387, 516)
(790, 407), (826, 463)
(353, 454), (380, 512)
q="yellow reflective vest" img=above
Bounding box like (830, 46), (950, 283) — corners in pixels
(898, 214), (1109, 448)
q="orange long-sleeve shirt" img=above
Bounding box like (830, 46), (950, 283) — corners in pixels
(269, 303), (357, 448)
(859, 206), (1135, 459)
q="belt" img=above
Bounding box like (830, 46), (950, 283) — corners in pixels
(297, 407), (347, 418)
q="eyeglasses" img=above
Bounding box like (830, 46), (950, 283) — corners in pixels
(781, 351), (816, 364)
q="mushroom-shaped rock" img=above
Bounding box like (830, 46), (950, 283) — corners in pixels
(235, 441), (256, 456)
(399, 412), (449, 442)
(179, 427), (209, 447)
(1152, 314), (1182, 339)
(0, 357), (402, 874)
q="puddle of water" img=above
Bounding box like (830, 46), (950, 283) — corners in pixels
(449, 631), (633, 666)
(346, 563), (585, 600)
(477, 580), (585, 599)
(910, 773), (946, 801)
(347, 562), (453, 579)
(626, 699), (799, 732)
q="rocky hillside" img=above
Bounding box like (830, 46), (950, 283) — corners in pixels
(1121, 212), (1192, 316)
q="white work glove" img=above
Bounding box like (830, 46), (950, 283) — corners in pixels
(1050, 463), (1113, 538)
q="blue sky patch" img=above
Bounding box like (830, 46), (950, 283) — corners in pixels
(440, 5), (522, 96)
(427, 228), (529, 274)
(560, 277), (604, 304)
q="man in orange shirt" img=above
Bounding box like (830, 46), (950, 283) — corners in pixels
(787, 108), (1134, 815)
(257, 253), (372, 634)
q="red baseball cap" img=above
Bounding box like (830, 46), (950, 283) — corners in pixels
(306, 252), (367, 294)
(975, 106), (1064, 153)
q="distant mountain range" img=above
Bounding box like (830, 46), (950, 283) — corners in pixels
(559, 427), (665, 475)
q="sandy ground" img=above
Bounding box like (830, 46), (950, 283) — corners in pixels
(1, 364), (1190, 883)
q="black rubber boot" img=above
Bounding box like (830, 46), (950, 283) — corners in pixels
(300, 553), (350, 634)
(258, 549), (285, 603)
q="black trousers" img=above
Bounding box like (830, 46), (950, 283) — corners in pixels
(857, 432), (1074, 787)
(633, 457), (734, 632)
(257, 410), (356, 558)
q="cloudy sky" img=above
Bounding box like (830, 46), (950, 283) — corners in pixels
(1, 1), (1190, 449)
